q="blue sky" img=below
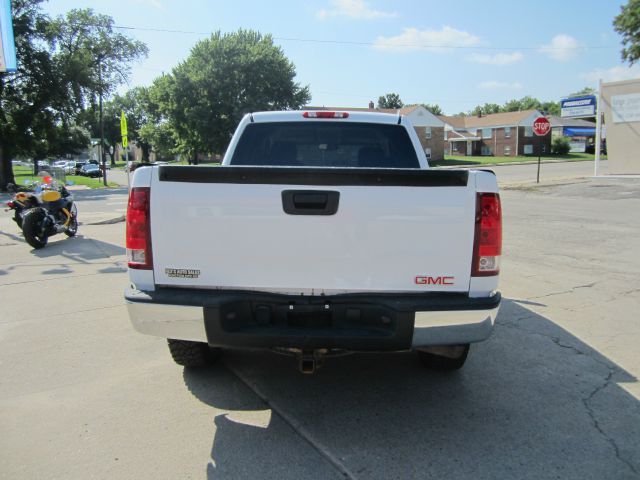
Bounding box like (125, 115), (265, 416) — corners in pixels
(43, 0), (638, 115)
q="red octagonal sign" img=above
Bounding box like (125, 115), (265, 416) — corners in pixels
(533, 116), (551, 136)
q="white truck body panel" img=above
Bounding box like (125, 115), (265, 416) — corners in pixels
(149, 169), (477, 295)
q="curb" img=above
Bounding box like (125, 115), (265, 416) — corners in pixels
(434, 158), (599, 169)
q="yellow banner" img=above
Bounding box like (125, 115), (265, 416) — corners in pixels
(120, 110), (128, 137)
(121, 111), (128, 148)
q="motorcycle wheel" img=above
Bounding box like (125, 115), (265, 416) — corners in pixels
(22, 210), (48, 249)
(64, 211), (78, 237)
(13, 210), (23, 229)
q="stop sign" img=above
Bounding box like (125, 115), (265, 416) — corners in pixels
(533, 116), (551, 136)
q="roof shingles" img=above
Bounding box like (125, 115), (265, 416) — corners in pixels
(439, 109), (540, 129)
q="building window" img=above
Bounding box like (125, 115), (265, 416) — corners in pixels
(425, 127), (432, 139)
(481, 145), (492, 156)
(504, 145), (511, 156)
(504, 127), (511, 138)
(482, 128), (492, 139)
(524, 144), (533, 154)
(525, 126), (533, 137)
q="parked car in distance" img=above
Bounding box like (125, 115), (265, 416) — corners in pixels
(74, 160), (88, 175)
(53, 160), (74, 174)
(87, 159), (110, 169)
(80, 164), (102, 178)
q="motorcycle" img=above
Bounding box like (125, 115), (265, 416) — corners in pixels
(5, 177), (78, 249)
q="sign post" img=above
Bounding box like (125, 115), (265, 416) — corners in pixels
(594, 80), (602, 177)
(533, 116), (551, 183)
(121, 111), (129, 189)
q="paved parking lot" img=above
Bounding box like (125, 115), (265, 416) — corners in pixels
(0, 172), (638, 479)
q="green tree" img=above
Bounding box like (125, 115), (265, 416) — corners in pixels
(467, 97), (560, 118)
(568, 87), (596, 97)
(0, 0), (87, 189)
(49, 9), (148, 166)
(377, 93), (403, 109)
(137, 74), (180, 161)
(156, 30), (309, 163)
(540, 101), (560, 116)
(116, 87), (154, 161)
(552, 135), (571, 155)
(86, 87), (154, 164)
(420, 103), (443, 115)
(614, 0), (640, 65)
(0, 2), (148, 189)
(470, 105), (483, 116)
(480, 103), (503, 115)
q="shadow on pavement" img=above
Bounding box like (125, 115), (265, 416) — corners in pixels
(183, 299), (640, 480)
(0, 231), (125, 277)
(28, 235), (124, 262)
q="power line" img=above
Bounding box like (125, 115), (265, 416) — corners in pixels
(106, 23), (617, 51)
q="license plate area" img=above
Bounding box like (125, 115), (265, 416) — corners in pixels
(203, 299), (415, 350)
(286, 309), (333, 328)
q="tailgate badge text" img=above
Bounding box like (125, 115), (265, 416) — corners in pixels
(415, 276), (454, 285)
(165, 268), (201, 279)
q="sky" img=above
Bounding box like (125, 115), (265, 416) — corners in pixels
(42, 0), (639, 115)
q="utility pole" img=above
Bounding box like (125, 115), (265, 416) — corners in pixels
(98, 60), (107, 186)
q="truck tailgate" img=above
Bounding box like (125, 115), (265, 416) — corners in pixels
(150, 166), (476, 294)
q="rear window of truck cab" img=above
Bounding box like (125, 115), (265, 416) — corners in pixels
(229, 122), (420, 168)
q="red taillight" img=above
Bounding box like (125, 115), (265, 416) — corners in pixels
(303, 111), (349, 119)
(472, 193), (502, 276)
(126, 187), (152, 270)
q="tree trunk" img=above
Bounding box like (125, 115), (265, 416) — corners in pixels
(0, 143), (16, 192)
(141, 143), (151, 162)
(193, 149), (199, 165)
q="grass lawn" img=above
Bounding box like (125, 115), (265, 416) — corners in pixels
(432, 152), (605, 167)
(12, 166), (118, 188)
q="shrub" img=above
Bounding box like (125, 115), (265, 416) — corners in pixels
(551, 136), (571, 155)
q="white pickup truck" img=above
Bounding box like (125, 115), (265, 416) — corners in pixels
(125, 111), (501, 373)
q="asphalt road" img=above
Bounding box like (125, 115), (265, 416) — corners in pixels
(0, 167), (638, 479)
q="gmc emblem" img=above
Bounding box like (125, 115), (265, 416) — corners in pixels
(415, 276), (455, 285)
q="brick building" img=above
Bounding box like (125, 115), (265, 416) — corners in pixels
(306, 104), (446, 162)
(439, 110), (552, 157)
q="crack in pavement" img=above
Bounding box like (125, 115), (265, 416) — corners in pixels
(224, 362), (356, 480)
(528, 282), (598, 300)
(497, 318), (639, 476)
(581, 370), (640, 477)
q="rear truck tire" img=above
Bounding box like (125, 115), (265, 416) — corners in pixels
(417, 344), (470, 371)
(22, 210), (48, 249)
(167, 339), (221, 368)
